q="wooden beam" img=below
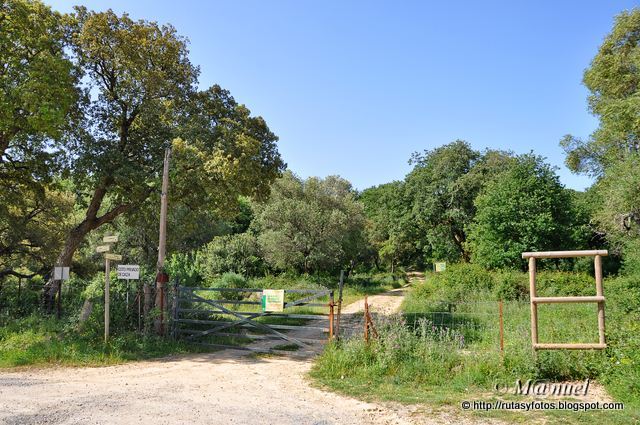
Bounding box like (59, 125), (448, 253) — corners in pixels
(532, 296), (605, 304)
(534, 343), (606, 350)
(522, 250), (608, 259)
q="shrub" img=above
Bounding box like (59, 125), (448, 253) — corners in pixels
(212, 272), (249, 301)
(199, 233), (264, 279)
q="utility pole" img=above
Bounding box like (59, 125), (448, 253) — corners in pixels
(155, 147), (171, 335)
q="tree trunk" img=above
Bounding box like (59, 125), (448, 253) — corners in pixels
(43, 179), (132, 316)
(44, 221), (94, 312)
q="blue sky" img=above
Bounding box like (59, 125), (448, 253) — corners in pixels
(47, 0), (639, 191)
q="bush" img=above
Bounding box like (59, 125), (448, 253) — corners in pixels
(199, 233), (264, 279)
(212, 272), (249, 301)
(409, 263), (495, 303)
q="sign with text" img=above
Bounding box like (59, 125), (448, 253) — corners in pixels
(53, 266), (70, 280)
(104, 253), (122, 261)
(117, 265), (140, 280)
(261, 289), (285, 312)
(96, 245), (110, 253)
(103, 235), (119, 243)
(434, 262), (447, 272)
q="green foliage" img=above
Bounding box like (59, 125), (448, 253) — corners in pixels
(561, 9), (640, 177)
(0, 0), (79, 278)
(467, 154), (579, 269)
(166, 252), (203, 287)
(359, 181), (415, 270)
(589, 154), (640, 253)
(253, 172), (367, 274)
(211, 272), (248, 300)
(407, 144), (516, 264)
(199, 233), (264, 279)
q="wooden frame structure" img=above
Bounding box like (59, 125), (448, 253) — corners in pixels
(522, 250), (608, 350)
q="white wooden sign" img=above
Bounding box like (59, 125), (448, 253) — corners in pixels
(53, 266), (70, 280)
(103, 235), (119, 243)
(117, 265), (140, 280)
(96, 245), (110, 253)
(105, 253), (122, 261)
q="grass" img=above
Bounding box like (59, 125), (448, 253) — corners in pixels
(0, 315), (210, 368)
(310, 266), (640, 424)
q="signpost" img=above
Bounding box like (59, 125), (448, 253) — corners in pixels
(117, 265), (140, 280)
(434, 262), (447, 272)
(117, 265), (140, 310)
(261, 289), (285, 312)
(100, 235), (120, 342)
(53, 266), (70, 319)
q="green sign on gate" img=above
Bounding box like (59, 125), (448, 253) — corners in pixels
(261, 289), (285, 312)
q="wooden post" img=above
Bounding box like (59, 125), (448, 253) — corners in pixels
(528, 257), (537, 348)
(105, 258), (110, 342)
(595, 254), (605, 346)
(172, 278), (179, 339)
(499, 300), (504, 354)
(364, 295), (369, 343)
(56, 278), (62, 320)
(336, 270), (344, 338)
(138, 286), (142, 333)
(329, 291), (335, 340)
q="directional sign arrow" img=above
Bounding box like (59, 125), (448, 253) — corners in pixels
(104, 253), (122, 261)
(103, 235), (119, 243)
(96, 245), (110, 253)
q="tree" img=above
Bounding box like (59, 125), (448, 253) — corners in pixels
(359, 181), (416, 270)
(561, 9), (640, 176)
(0, 0), (79, 279)
(46, 9), (284, 304)
(403, 141), (513, 263)
(253, 172), (366, 274)
(589, 154), (640, 252)
(467, 155), (577, 269)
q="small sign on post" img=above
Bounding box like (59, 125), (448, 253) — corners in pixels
(434, 262), (447, 272)
(105, 253), (122, 261)
(117, 265), (140, 280)
(96, 245), (111, 253)
(261, 289), (285, 312)
(53, 266), (70, 280)
(103, 235), (119, 243)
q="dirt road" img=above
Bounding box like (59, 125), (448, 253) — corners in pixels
(0, 289), (443, 425)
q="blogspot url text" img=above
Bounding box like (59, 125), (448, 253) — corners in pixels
(461, 400), (624, 412)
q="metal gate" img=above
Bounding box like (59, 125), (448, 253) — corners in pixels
(173, 285), (336, 355)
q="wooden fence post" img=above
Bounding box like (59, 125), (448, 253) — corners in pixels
(336, 270), (344, 339)
(595, 254), (605, 346)
(364, 296), (369, 343)
(329, 291), (335, 340)
(528, 257), (538, 348)
(499, 300), (504, 355)
(172, 278), (179, 340)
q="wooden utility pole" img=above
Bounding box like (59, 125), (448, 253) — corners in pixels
(155, 148), (171, 335)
